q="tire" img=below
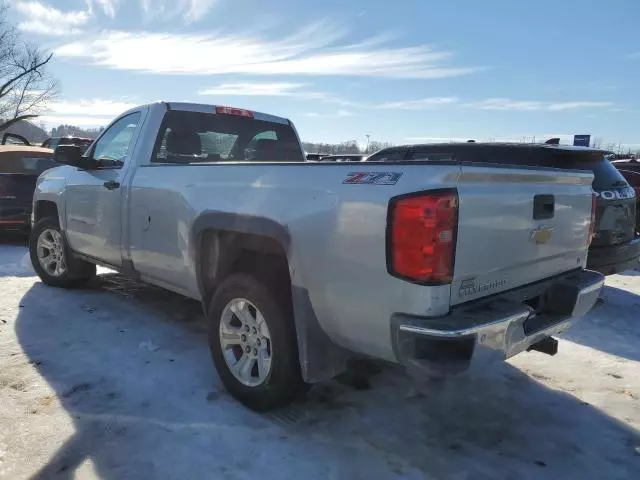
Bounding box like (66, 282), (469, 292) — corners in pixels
(29, 217), (96, 288)
(208, 273), (306, 411)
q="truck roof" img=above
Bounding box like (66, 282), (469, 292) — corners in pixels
(396, 142), (608, 154)
(133, 101), (291, 125)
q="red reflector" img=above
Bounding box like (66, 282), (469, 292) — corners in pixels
(588, 194), (597, 245)
(388, 190), (458, 283)
(215, 106), (254, 118)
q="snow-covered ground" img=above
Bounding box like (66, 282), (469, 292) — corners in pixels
(0, 237), (639, 480)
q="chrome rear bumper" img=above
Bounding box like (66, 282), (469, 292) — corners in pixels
(392, 269), (604, 376)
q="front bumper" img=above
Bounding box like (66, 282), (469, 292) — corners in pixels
(392, 269), (604, 376)
(587, 237), (640, 275)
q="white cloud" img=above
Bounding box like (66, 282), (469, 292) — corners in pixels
(39, 115), (113, 127)
(42, 99), (138, 126)
(45, 98), (138, 119)
(547, 101), (614, 111)
(86, 0), (118, 18)
(198, 83), (306, 96)
(375, 97), (459, 110)
(198, 84), (460, 111)
(303, 110), (354, 118)
(464, 98), (613, 111)
(140, 0), (217, 23)
(55, 25), (478, 79)
(15, 1), (90, 36)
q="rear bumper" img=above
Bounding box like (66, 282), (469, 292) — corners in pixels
(0, 206), (31, 231)
(392, 269), (604, 376)
(587, 237), (640, 275)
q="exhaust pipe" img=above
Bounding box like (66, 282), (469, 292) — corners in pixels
(527, 336), (558, 356)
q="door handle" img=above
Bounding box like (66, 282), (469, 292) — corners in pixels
(533, 194), (554, 219)
(103, 180), (120, 190)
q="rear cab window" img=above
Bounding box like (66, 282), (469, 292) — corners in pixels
(151, 110), (304, 164)
(0, 152), (57, 174)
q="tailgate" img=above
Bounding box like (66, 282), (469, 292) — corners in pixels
(450, 165), (594, 305)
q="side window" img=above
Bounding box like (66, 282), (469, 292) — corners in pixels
(20, 156), (58, 173)
(245, 131), (277, 160)
(0, 154), (55, 173)
(91, 112), (141, 167)
(409, 150), (453, 162)
(367, 149), (406, 162)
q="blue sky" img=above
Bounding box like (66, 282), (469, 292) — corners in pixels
(9, 0), (640, 149)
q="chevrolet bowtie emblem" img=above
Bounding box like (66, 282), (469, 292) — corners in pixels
(530, 226), (554, 244)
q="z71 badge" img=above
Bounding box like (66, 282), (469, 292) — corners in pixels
(343, 172), (402, 185)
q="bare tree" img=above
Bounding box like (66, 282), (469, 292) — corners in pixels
(366, 141), (394, 154)
(0, 5), (57, 132)
(590, 137), (603, 149)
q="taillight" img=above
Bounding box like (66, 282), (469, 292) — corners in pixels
(387, 189), (458, 284)
(588, 194), (597, 244)
(215, 106), (254, 118)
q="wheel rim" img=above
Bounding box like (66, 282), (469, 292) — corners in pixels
(219, 298), (272, 387)
(36, 228), (66, 278)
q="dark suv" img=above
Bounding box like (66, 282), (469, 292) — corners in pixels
(0, 146), (57, 232)
(41, 136), (93, 153)
(613, 161), (640, 234)
(367, 143), (640, 275)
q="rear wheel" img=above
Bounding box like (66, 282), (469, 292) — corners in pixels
(208, 273), (306, 411)
(29, 217), (96, 288)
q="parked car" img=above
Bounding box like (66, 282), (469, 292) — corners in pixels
(41, 136), (93, 153)
(305, 153), (326, 161)
(617, 169), (640, 233)
(1, 132), (32, 146)
(612, 158), (640, 174)
(320, 154), (365, 162)
(368, 143), (640, 275)
(30, 102), (603, 411)
(0, 146), (56, 232)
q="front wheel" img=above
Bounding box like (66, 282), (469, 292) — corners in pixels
(29, 217), (96, 288)
(208, 273), (306, 411)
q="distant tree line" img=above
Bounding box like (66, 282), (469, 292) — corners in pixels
(50, 124), (103, 139)
(302, 140), (394, 155)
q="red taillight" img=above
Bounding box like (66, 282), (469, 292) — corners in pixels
(588, 194), (597, 244)
(215, 106), (254, 118)
(388, 189), (458, 284)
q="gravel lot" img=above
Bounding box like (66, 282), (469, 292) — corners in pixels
(0, 237), (639, 479)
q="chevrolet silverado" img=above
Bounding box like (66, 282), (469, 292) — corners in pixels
(29, 102), (604, 410)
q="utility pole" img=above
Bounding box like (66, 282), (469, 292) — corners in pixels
(365, 134), (370, 153)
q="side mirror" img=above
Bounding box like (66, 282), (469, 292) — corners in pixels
(54, 145), (96, 169)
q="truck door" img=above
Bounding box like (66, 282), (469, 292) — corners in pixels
(64, 112), (143, 267)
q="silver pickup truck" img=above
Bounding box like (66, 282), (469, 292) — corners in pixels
(29, 102), (604, 411)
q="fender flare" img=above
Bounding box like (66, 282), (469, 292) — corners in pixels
(191, 211), (348, 383)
